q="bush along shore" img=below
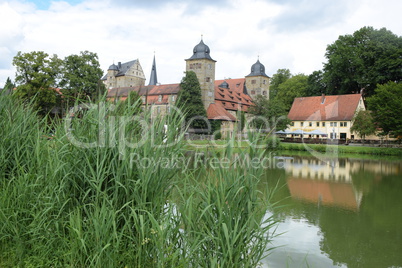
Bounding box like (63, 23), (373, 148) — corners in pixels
(0, 95), (278, 267)
(277, 142), (402, 156)
(186, 138), (402, 157)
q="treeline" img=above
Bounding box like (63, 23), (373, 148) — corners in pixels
(2, 51), (105, 115)
(250, 26), (402, 137)
(270, 26), (402, 102)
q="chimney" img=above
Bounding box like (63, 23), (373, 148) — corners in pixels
(118, 62), (122, 69)
(321, 93), (325, 104)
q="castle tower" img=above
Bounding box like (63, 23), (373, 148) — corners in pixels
(185, 38), (216, 109)
(148, 54), (158, 86)
(245, 59), (270, 99)
(102, 60), (146, 89)
(106, 63), (119, 89)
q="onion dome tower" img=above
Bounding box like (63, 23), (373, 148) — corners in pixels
(245, 58), (270, 99)
(185, 37), (217, 109)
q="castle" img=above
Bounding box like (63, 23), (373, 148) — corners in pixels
(102, 38), (270, 136)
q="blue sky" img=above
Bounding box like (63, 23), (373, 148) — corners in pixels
(1, 0), (402, 87)
(28, 0), (82, 9)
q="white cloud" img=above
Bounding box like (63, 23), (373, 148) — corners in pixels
(1, 0), (402, 87)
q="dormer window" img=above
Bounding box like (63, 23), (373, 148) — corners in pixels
(158, 95), (162, 102)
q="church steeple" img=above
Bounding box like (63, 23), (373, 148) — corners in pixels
(148, 54), (158, 86)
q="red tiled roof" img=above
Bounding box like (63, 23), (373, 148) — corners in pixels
(107, 84), (180, 98)
(107, 78), (253, 120)
(146, 95), (170, 105)
(148, 84), (180, 95)
(288, 93), (363, 121)
(207, 103), (237, 121)
(214, 78), (252, 112)
(107, 86), (152, 98)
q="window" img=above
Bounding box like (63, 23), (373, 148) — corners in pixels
(263, 80), (266, 84)
(309, 122), (312, 127)
(340, 122), (348, 127)
(263, 91), (267, 95)
(334, 122), (337, 127)
(316, 122), (320, 127)
(208, 64), (212, 69)
(251, 80), (256, 84)
(301, 122), (304, 127)
(290, 122), (294, 126)
(205, 77), (211, 82)
(158, 95), (162, 102)
(322, 122), (325, 127)
(171, 95), (175, 102)
(330, 122), (337, 127)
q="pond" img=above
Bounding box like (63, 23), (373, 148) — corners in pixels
(261, 154), (402, 268)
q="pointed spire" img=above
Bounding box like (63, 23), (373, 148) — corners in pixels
(148, 53), (158, 86)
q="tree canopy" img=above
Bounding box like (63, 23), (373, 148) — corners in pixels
(269, 68), (292, 99)
(12, 51), (63, 114)
(367, 81), (402, 137)
(12, 50), (104, 115)
(350, 110), (376, 141)
(275, 74), (308, 110)
(177, 71), (207, 129)
(60, 51), (105, 105)
(248, 95), (290, 131)
(1, 77), (14, 95)
(323, 26), (402, 96)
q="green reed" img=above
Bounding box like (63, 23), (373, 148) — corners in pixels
(0, 94), (278, 267)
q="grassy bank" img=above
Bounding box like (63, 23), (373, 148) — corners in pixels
(186, 139), (402, 157)
(278, 142), (402, 156)
(0, 95), (278, 267)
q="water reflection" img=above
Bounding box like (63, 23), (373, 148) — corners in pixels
(263, 155), (402, 268)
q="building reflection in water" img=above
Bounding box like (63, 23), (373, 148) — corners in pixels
(275, 156), (400, 212)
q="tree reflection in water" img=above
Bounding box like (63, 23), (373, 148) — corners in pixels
(261, 156), (402, 268)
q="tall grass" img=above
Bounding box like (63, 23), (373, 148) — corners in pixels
(0, 94), (278, 267)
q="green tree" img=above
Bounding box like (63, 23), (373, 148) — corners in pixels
(269, 68), (292, 99)
(60, 51), (105, 106)
(1, 77), (14, 95)
(306, 70), (326, 96)
(177, 71), (208, 129)
(350, 110), (376, 143)
(12, 51), (63, 114)
(367, 82), (402, 137)
(323, 26), (402, 96)
(248, 95), (290, 131)
(275, 74), (308, 110)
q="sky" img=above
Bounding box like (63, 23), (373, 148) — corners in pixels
(1, 0), (402, 87)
